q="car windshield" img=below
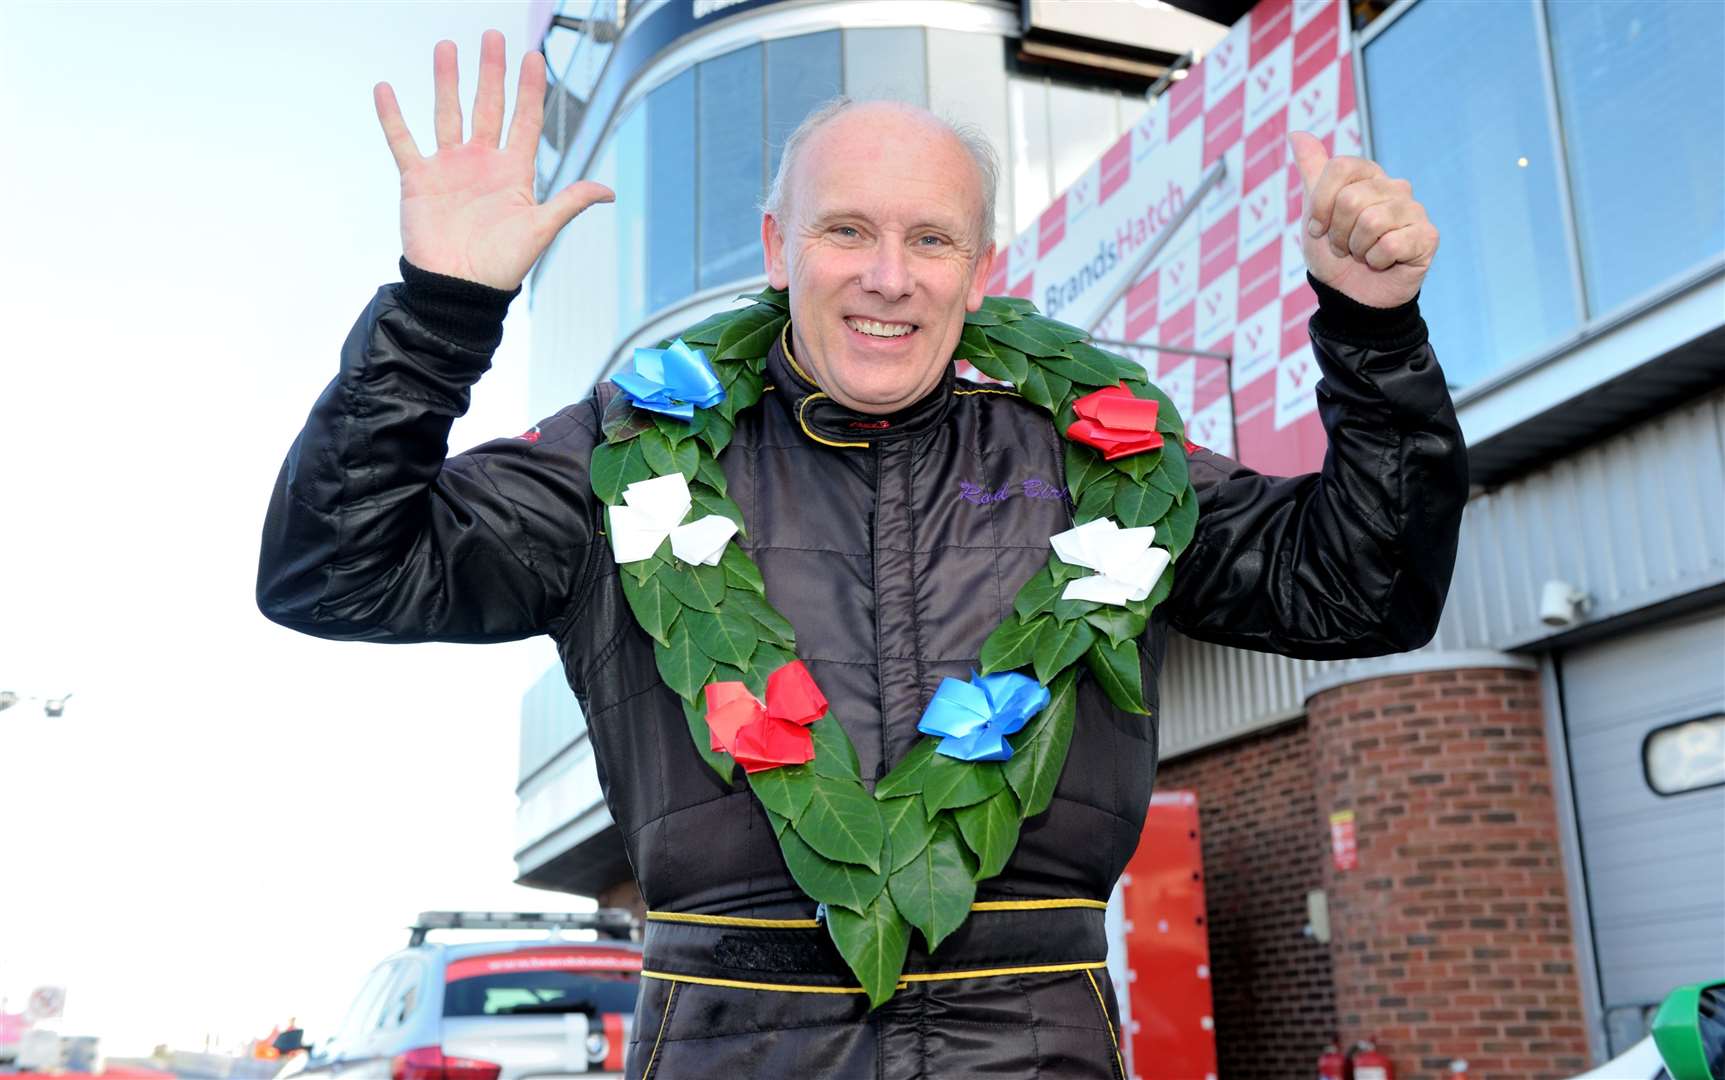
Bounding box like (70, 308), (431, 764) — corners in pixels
(442, 947), (642, 1018)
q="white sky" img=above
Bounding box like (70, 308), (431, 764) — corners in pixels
(1, 1), (585, 1054)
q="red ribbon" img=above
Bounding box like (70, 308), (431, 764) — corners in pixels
(1065, 382), (1165, 461)
(703, 660), (829, 773)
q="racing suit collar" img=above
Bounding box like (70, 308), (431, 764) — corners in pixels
(767, 322), (955, 448)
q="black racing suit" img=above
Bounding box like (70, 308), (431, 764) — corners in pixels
(258, 262), (1466, 1078)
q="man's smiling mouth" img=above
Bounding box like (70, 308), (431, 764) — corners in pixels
(845, 317), (917, 338)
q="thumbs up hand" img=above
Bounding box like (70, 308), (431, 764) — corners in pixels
(1289, 131), (1437, 309)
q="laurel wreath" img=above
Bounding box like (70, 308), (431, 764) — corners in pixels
(589, 287), (1197, 1004)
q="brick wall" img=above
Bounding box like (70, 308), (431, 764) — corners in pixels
(1307, 667), (1590, 1080)
(1160, 719), (1339, 1080)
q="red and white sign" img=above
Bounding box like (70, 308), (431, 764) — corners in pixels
(25, 986), (64, 1021)
(444, 947), (642, 982)
(1329, 809), (1358, 871)
(991, 0), (1358, 475)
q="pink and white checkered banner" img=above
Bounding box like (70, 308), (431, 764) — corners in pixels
(982, 0), (1360, 474)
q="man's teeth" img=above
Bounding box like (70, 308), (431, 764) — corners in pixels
(846, 318), (916, 338)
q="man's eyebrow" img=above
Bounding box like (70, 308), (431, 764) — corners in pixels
(808, 208), (965, 233)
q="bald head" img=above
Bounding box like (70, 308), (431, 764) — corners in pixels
(761, 98), (999, 249)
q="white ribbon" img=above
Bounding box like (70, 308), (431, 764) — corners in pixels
(1048, 517), (1171, 606)
(608, 473), (738, 566)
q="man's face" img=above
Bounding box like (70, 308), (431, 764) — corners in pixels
(762, 106), (996, 415)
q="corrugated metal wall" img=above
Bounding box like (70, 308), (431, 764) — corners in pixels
(1160, 389), (1725, 759)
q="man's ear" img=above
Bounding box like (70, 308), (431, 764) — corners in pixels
(965, 243), (998, 311)
(762, 213), (790, 290)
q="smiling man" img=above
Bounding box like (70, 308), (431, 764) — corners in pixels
(258, 33), (1466, 1080)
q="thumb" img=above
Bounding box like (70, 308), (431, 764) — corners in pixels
(538, 180), (616, 235)
(1288, 131), (1328, 203)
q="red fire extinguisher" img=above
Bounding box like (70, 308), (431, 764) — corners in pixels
(1349, 1037), (1394, 1080)
(1317, 1039), (1351, 1080)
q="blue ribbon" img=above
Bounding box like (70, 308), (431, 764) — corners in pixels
(916, 671), (1050, 762)
(610, 339), (725, 420)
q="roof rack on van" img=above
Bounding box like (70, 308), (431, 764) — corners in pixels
(408, 908), (640, 946)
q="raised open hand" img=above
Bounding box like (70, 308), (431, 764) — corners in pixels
(374, 30), (614, 291)
(1289, 131), (1437, 310)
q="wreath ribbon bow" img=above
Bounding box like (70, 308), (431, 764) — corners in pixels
(611, 339), (725, 420)
(607, 473), (738, 565)
(917, 671), (1050, 762)
(704, 661), (829, 773)
(1049, 517), (1171, 606)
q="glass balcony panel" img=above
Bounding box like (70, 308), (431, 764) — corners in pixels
(646, 68), (697, 313)
(766, 31), (843, 184)
(697, 44), (766, 289)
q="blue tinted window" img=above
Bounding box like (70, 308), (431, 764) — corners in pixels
(1547, 2), (1725, 315)
(1365, 0), (1580, 386)
(611, 105), (647, 332)
(697, 45), (765, 288)
(767, 31), (842, 181)
(646, 69), (696, 313)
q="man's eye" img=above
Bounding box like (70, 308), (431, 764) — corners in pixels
(918, 235), (947, 246)
(834, 226), (860, 238)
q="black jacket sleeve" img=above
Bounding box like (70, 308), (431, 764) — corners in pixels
(256, 273), (604, 643)
(1165, 276), (1468, 660)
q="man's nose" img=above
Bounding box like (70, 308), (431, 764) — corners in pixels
(860, 239), (912, 302)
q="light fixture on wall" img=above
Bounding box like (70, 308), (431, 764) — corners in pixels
(1539, 580), (1591, 628)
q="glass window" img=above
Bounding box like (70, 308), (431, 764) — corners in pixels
(611, 104), (647, 331)
(1644, 714), (1725, 797)
(697, 45), (765, 288)
(646, 68), (696, 312)
(327, 961), (397, 1057)
(1364, 0), (1580, 387)
(1547, 2), (1725, 315)
(766, 31), (842, 182)
(843, 28), (928, 108)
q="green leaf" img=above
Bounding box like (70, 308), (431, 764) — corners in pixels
(1113, 481), (1175, 529)
(684, 607), (759, 669)
(742, 643), (796, 698)
(1039, 318), (1090, 343)
(809, 715), (862, 781)
(1153, 440), (1190, 496)
(690, 485), (746, 532)
(825, 891), (910, 1009)
(954, 787), (1022, 881)
(1074, 475), (1120, 522)
(1017, 363), (1072, 413)
(1064, 441), (1112, 502)
(887, 819), (977, 952)
(694, 453), (729, 496)
(736, 287), (790, 311)
(961, 306), (1005, 326)
(680, 696), (735, 784)
(985, 344), (1032, 385)
(1048, 556), (1088, 585)
(874, 739), (938, 798)
(618, 540), (669, 585)
(1004, 670), (1077, 819)
(717, 371), (765, 423)
(715, 309), (787, 364)
(589, 439), (652, 505)
(1135, 379), (1186, 439)
(750, 762), (817, 820)
(712, 304), (781, 357)
(653, 622), (716, 701)
(652, 412), (699, 446)
(990, 295), (1040, 316)
(600, 396), (657, 443)
(724, 587), (796, 649)
(765, 807), (790, 837)
(720, 544), (765, 595)
(1012, 566), (1063, 621)
(921, 752), (1008, 816)
(979, 615), (1041, 675)
(619, 569), (679, 646)
(660, 560), (726, 613)
(779, 826), (886, 913)
(636, 429), (677, 475)
(1032, 612), (1096, 685)
(1084, 606), (1145, 649)
(985, 319), (1071, 359)
(673, 311), (734, 346)
(880, 794), (936, 871)
(1051, 594), (1102, 623)
(1125, 568), (1176, 622)
(1161, 486), (1199, 556)
(1085, 636), (1149, 714)
(1114, 447), (1155, 484)
(695, 409), (735, 457)
(1045, 341), (1126, 388)
(958, 326), (999, 362)
(799, 775), (886, 871)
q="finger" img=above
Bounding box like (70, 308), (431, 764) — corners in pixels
(372, 82), (421, 171)
(1346, 195), (1424, 261)
(505, 50), (547, 157)
(471, 29), (507, 148)
(1306, 154), (1383, 241)
(536, 180), (616, 238)
(1326, 174), (1405, 258)
(1288, 131), (1328, 201)
(1362, 222), (1438, 272)
(433, 39), (462, 149)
